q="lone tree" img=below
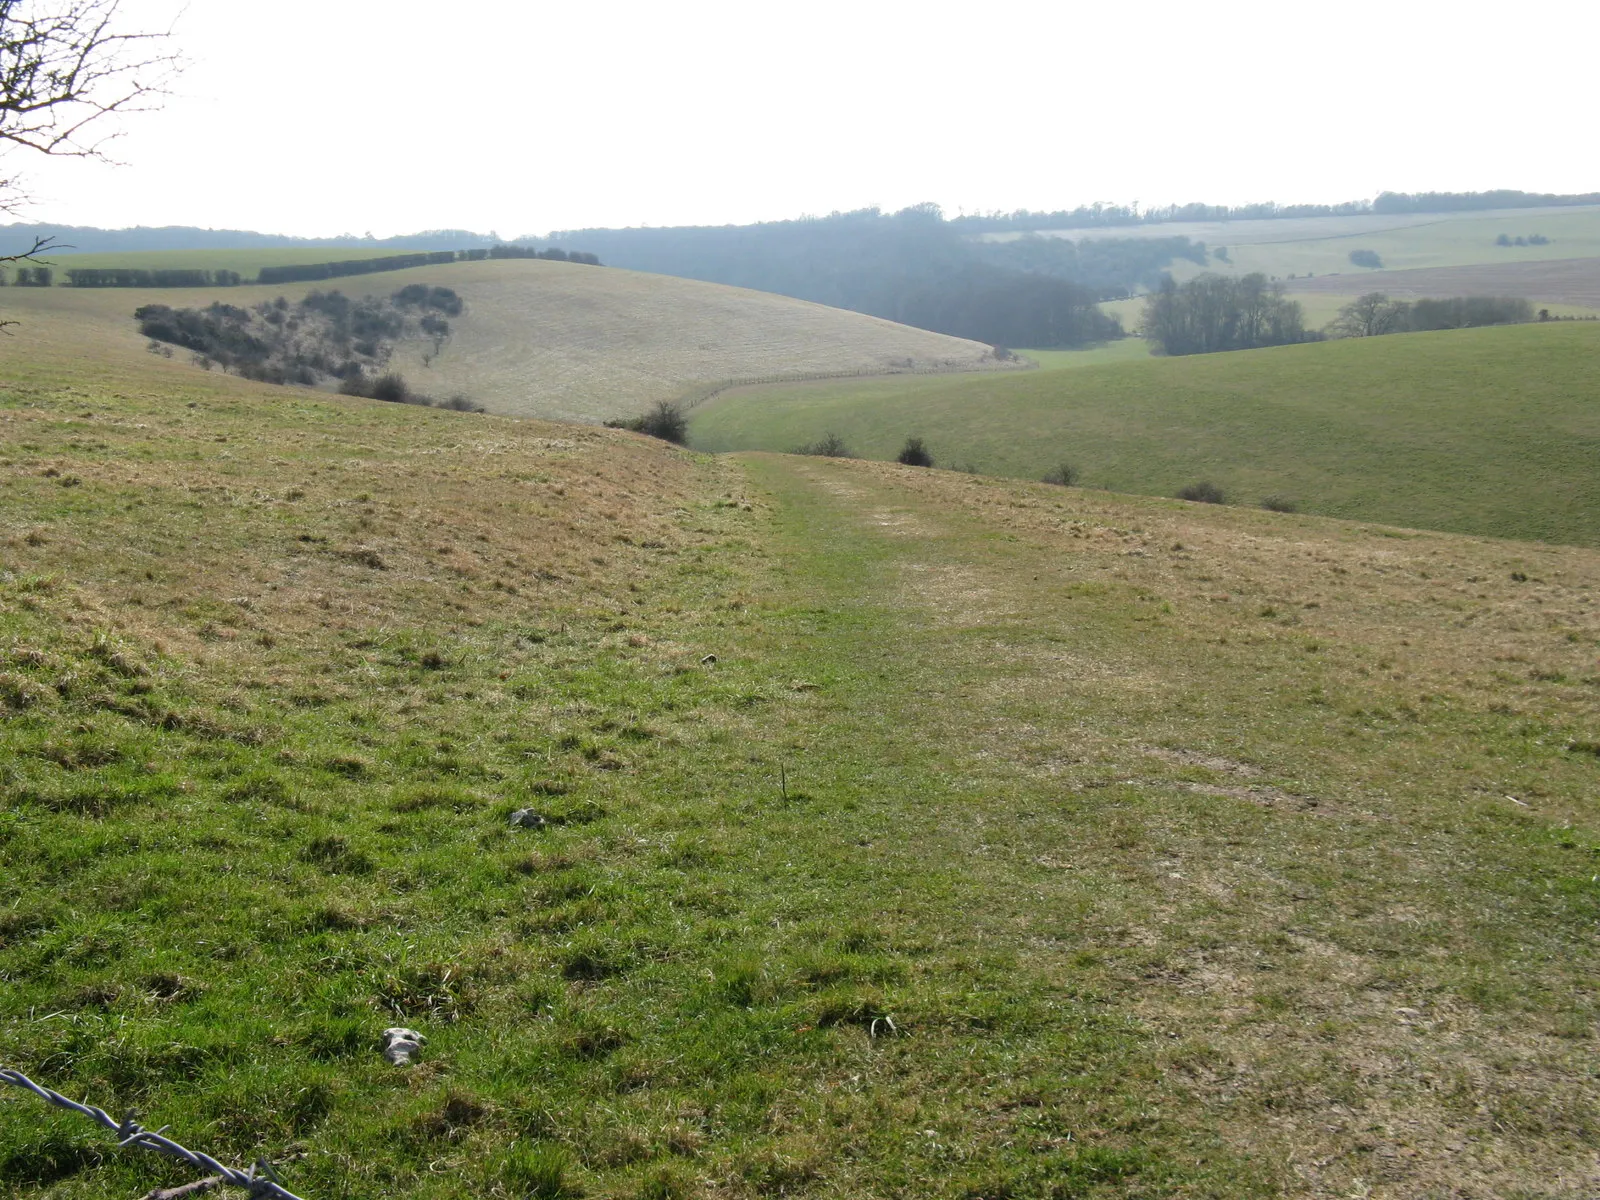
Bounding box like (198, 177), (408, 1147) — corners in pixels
(0, 0), (180, 316)
(1327, 292), (1410, 338)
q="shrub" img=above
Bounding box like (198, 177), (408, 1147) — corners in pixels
(1348, 249), (1384, 269)
(438, 394), (485, 413)
(1177, 481), (1227, 504)
(795, 431), (853, 458)
(1042, 462), (1079, 486)
(1260, 494), (1297, 513)
(897, 437), (933, 467)
(368, 373), (410, 403)
(636, 401), (688, 445)
(606, 402), (688, 443)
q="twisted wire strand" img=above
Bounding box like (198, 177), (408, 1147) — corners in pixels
(0, 1066), (308, 1200)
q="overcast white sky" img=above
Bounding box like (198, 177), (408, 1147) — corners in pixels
(9, 0), (1599, 238)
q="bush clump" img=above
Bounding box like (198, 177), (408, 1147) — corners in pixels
(1260, 494), (1297, 513)
(794, 432), (854, 458)
(1041, 462), (1079, 486)
(606, 401), (689, 445)
(135, 288), (479, 413)
(1177, 481), (1227, 504)
(336, 372), (483, 412)
(897, 437), (933, 467)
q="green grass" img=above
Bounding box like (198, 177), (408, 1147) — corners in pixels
(691, 321), (1600, 547)
(3, 329), (1600, 1197)
(1019, 339), (1152, 370)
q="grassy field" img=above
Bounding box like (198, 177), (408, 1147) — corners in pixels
(1103, 294), (1600, 340)
(3, 325), (1599, 1197)
(1018, 340), (1152, 370)
(690, 321), (1600, 548)
(985, 206), (1600, 282)
(1286, 258), (1600, 311)
(29, 246), (429, 276)
(0, 259), (1012, 423)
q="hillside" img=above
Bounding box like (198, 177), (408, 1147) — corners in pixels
(1001, 204), (1600, 278)
(1286, 256), (1600, 310)
(690, 321), (1600, 547)
(3, 328), (1598, 1198)
(0, 258), (1014, 422)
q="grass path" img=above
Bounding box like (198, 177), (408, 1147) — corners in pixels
(3, 343), (1597, 1197)
(735, 454), (1600, 1198)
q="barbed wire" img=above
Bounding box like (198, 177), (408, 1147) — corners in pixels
(0, 1065), (308, 1200)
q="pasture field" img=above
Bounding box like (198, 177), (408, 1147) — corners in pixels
(1286, 258), (1600, 311)
(1018, 339), (1152, 370)
(0, 259), (1011, 423)
(986, 205), (1600, 284)
(690, 321), (1600, 548)
(1105, 293), (1600, 339)
(3, 327), (1599, 1198)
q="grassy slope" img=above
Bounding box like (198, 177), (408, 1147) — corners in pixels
(690, 321), (1600, 548)
(984, 206), (1600, 279)
(35, 246), (426, 275)
(2, 328), (1598, 1199)
(0, 259), (1011, 424)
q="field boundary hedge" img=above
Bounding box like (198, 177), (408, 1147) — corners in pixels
(48, 245), (602, 288)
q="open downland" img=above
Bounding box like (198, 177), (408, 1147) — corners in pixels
(0, 259), (1012, 424)
(986, 206), (1600, 284)
(3, 338), (1599, 1198)
(690, 321), (1600, 549)
(1286, 257), (1600, 310)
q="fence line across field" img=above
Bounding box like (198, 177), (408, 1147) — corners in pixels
(676, 358), (1032, 412)
(0, 1066), (308, 1200)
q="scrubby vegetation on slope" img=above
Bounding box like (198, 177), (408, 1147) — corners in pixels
(135, 285), (464, 390)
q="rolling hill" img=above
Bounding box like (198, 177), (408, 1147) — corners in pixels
(994, 204), (1600, 279)
(689, 321), (1600, 547)
(1285, 255), (1600, 310)
(0, 257), (1016, 422)
(3, 324), (1598, 1198)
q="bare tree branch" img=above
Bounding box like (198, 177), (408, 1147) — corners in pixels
(0, 0), (182, 165)
(1, 231), (62, 261)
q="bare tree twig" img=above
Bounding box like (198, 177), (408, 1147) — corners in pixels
(145, 1177), (224, 1199)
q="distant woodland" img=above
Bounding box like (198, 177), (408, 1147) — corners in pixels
(943, 189), (1600, 233)
(7, 189), (1592, 260)
(547, 206), (1176, 347)
(6, 189), (1596, 350)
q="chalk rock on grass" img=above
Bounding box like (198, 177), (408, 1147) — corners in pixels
(509, 808), (547, 830)
(381, 1027), (426, 1066)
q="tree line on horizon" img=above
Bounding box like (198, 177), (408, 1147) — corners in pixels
(1, 245), (602, 290)
(941, 189), (1600, 233)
